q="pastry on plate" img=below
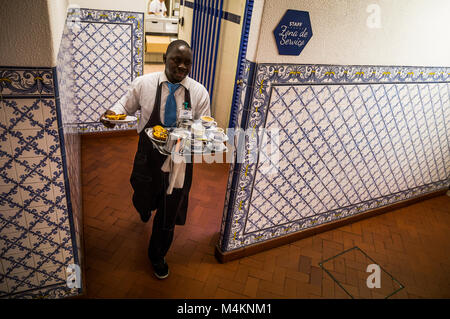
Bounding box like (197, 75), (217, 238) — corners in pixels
(152, 125), (168, 141)
(153, 125), (166, 133)
(105, 114), (127, 121)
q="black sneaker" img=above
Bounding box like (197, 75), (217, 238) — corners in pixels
(151, 258), (169, 279)
(139, 211), (151, 223)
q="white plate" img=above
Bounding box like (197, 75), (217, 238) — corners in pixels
(102, 115), (137, 124)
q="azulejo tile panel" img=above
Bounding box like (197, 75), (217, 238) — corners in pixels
(0, 66), (79, 299)
(220, 62), (450, 252)
(69, 8), (144, 133)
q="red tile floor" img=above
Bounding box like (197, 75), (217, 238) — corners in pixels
(80, 134), (450, 298)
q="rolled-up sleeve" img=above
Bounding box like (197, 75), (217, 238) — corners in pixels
(110, 78), (142, 115)
(195, 86), (211, 119)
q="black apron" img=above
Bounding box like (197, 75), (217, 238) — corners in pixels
(130, 81), (193, 227)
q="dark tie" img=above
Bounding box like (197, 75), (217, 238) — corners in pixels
(164, 82), (181, 127)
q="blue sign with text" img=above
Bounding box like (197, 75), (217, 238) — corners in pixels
(273, 10), (313, 56)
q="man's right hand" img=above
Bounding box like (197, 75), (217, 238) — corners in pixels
(100, 110), (116, 128)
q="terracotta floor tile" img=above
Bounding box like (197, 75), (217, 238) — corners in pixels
(80, 135), (450, 299)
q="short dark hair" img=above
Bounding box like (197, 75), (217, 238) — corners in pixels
(166, 39), (191, 55)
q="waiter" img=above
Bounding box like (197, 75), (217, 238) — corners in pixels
(100, 40), (210, 279)
(148, 0), (167, 16)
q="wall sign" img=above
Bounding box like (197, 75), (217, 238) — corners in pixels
(273, 10), (313, 56)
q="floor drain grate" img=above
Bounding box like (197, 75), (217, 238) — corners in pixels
(319, 246), (405, 299)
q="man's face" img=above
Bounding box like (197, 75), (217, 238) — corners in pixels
(164, 45), (192, 83)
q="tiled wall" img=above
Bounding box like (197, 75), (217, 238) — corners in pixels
(0, 14), (87, 298)
(0, 7), (146, 298)
(220, 62), (450, 252)
(56, 22), (83, 290)
(219, 59), (255, 249)
(0, 65), (80, 298)
(70, 8), (144, 133)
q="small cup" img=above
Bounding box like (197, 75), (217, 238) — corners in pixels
(201, 116), (217, 127)
(213, 130), (227, 141)
(191, 122), (205, 137)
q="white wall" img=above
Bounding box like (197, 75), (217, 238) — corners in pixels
(246, 0), (265, 62)
(178, 2), (193, 44)
(212, 0), (247, 129)
(68, 0), (146, 12)
(48, 0), (69, 64)
(0, 0), (68, 67)
(251, 0), (450, 67)
(177, 0), (246, 128)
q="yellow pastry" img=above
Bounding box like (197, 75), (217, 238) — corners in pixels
(105, 114), (127, 120)
(201, 116), (214, 122)
(153, 130), (168, 141)
(153, 125), (166, 133)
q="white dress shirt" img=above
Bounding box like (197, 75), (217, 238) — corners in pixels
(110, 72), (211, 133)
(149, 0), (167, 15)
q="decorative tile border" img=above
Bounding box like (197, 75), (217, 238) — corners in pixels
(220, 62), (450, 252)
(0, 68), (55, 97)
(219, 59), (256, 249)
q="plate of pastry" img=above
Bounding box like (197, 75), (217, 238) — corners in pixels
(145, 125), (169, 145)
(102, 114), (138, 123)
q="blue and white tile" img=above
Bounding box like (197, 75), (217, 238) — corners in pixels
(0, 69), (54, 97)
(0, 266), (8, 295)
(223, 64), (450, 251)
(28, 227), (62, 254)
(0, 99), (7, 127)
(0, 130), (12, 156)
(0, 208), (28, 233)
(8, 129), (49, 159)
(1, 249), (36, 275)
(40, 99), (59, 130)
(19, 183), (55, 209)
(0, 230), (32, 256)
(36, 265), (66, 287)
(0, 209), (27, 235)
(0, 185), (23, 211)
(5, 271), (40, 294)
(14, 157), (52, 185)
(3, 99), (45, 130)
(24, 205), (62, 231)
(0, 158), (18, 186)
(69, 8), (143, 133)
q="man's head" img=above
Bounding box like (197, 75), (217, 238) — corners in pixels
(163, 40), (192, 83)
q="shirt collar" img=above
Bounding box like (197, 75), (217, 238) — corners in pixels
(160, 71), (189, 89)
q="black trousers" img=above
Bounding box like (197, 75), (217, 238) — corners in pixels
(147, 164), (193, 263)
